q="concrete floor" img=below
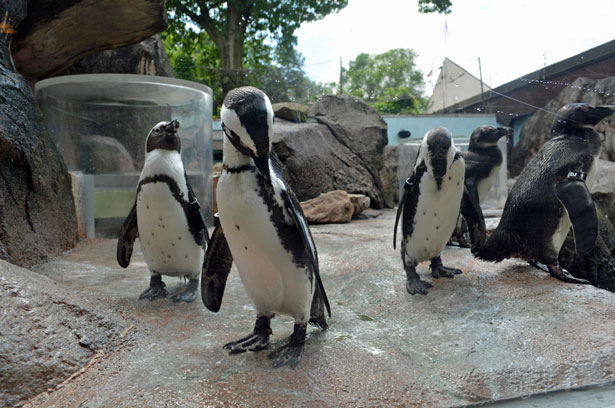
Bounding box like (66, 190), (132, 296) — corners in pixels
(27, 210), (615, 407)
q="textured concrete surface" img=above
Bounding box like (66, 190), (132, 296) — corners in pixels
(22, 210), (615, 407)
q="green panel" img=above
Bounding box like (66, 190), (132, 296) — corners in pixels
(94, 190), (135, 219)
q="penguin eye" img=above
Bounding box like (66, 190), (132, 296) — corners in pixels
(155, 128), (160, 133)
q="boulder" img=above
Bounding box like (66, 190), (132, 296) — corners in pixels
(0, 259), (128, 406)
(11, 0), (168, 82)
(273, 119), (385, 208)
(348, 193), (370, 217)
(309, 95), (388, 207)
(379, 145), (400, 207)
(300, 190), (354, 224)
(0, 0), (78, 267)
(509, 76), (615, 176)
(592, 159), (615, 225)
(272, 102), (309, 123)
(80, 135), (136, 174)
(64, 34), (173, 77)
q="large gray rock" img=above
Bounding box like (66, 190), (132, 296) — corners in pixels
(592, 159), (615, 225)
(0, 260), (128, 407)
(0, 0), (78, 267)
(11, 0), (167, 82)
(379, 145), (400, 207)
(273, 119), (386, 208)
(272, 102), (309, 123)
(300, 190), (354, 224)
(309, 95), (388, 207)
(64, 34), (173, 77)
(80, 135), (135, 174)
(509, 77), (615, 176)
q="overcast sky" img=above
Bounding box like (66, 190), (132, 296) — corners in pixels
(295, 0), (615, 96)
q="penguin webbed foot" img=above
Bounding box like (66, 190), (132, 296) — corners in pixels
(548, 263), (590, 285)
(139, 274), (168, 300)
(268, 323), (306, 369)
(224, 315), (272, 354)
(171, 278), (199, 303)
(405, 263), (432, 295)
(430, 257), (462, 278)
(406, 278), (433, 295)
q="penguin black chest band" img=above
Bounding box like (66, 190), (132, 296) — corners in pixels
(223, 164), (257, 174)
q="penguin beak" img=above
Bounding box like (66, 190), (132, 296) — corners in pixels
(497, 126), (513, 143)
(165, 120), (180, 133)
(594, 105), (615, 122)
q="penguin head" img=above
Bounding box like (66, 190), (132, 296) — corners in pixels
(146, 120), (181, 153)
(551, 103), (615, 138)
(420, 127), (456, 185)
(221, 86), (274, 181)
(469, 125), (512, 149)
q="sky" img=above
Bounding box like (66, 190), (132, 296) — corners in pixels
(295, 0), (615, 97)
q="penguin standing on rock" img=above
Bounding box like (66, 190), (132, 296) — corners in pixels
(476, 103), (615, 284)
(202, 86), (330, 368)
(394, 127), (486, 295)
(117, 120), (209, 302)
(451, 125), (511, 247)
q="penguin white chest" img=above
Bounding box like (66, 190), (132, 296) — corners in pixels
(136, 183), (204, 277)
(405, 160), (465, 262)
(216, 171), (313, 319)
(477, 164), (501, 203)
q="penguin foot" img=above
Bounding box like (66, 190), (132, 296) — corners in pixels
(548, 264), (590, 284)
(430, 257), (462, 278)
(268, 323), (306, 369)
(529, 260), (549, 273)
(457, 234), (472, 249)
(139, 275), (168, 300)
(406, 278), (433, 295)
(171, 278), (199, 303)
(224, 315), (272, 354)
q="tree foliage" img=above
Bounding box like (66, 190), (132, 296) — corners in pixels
(165, 0), (348, 98)
(344, 49), (427, 114)
(418, 0), (452, 14)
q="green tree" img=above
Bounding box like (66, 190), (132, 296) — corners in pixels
(166, 0), (349, 98)
(344, 48), (427, 114)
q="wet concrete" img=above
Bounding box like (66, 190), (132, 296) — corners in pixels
(26, 210), (615, 407)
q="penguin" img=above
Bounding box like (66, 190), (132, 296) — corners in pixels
(117, 120), (209, 302)
(394, 127), (486, 295)
(450, 125), (511, 247)
(476, 103), (615, 284)
(201, 86), (330, 369)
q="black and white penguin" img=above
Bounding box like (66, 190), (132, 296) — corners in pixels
(464, 125), (512, 203)
(202, 86), (330, 368)
(450, 125), (511, 247)
(117, 120), (209, 302)
(394, 127), (486, 295)
(476, 103), (615, 283)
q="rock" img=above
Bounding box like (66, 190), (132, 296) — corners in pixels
(379, 145), (400, 207)
(272, 102), (309, 123)
(309, 95), (388, 207)
(80, 135), (135, 174)
(509, 77), (615, 176)
(0, 259), (128, 406)
(309, 95), (388, 170)
(11, 0), (168, 82)
(273, 119), (385, 207)
(348, 193), (370, 217)
(64, 34), (173, 77)
(592, 159), (615, 226)
(300, 190), (354, 224)
(0, 0), (78, 268)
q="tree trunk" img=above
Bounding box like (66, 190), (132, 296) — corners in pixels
(219, 1), (247, 98)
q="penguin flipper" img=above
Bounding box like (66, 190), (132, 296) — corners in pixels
(185, 172), (210, 247)
(280, 186), (331, 318)
(465, 176), (480, 204)
(117, 200), (138, 268)
(556, 177), (598, 255)
(201, 223), (234, 313)
(460, 184), (486, 253)
(394, 169), (421, 249)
